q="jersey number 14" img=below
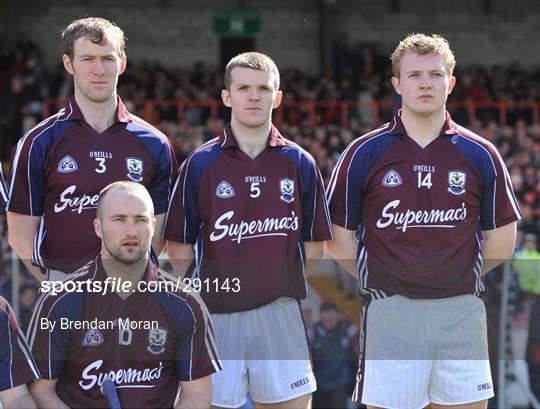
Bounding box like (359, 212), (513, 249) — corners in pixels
(417, 172), (432, 189)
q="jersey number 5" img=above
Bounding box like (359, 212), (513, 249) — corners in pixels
(417, 172), (432, 189)
(250, 182), (261, 198)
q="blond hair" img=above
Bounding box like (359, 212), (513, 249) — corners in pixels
(390, 33), (456, 77)
(224, 52), (280, 90)
(61, 17), (126, 60)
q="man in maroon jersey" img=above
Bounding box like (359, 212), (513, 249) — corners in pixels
(0, 296), (39, 409)
(28, 182), (220, 408)
(164, 52), (333, 408)
(326, 34), (521, 408)
(1, 168), (39, 409)
(7, 17), (177, 281)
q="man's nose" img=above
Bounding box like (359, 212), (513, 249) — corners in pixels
(124, 220), (138, 235)
(419, 74), (433, 89)
(247, 88), (260, 100)
(93, 60), (106, 75)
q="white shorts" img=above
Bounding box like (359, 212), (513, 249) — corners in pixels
(45, 269), (68, 282)
(211, 297), (316, 408)
(355, 294), (493, 408)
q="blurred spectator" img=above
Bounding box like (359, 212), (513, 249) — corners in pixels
(312, 302), (358, 409)
(18, 284), (38, 331)
(512, 234), (540, 399)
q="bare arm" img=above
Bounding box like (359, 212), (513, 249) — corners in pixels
(29, 379), (69, 409)
(167, 241), (195, 279)
(304, 241), (323, 276)
(481, 221), (517, 275)
(324, 224), (359, 278)
(7, 212), (43, 282)
(152, 213), (167, 256)
(0, 384), (37, 409)
(175, 376), (212, 409)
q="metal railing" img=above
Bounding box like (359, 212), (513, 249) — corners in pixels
(44, 99), (540, 128)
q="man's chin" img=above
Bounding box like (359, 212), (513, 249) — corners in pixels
(84, 91), (114, 104)
(112, 251), (147, 265)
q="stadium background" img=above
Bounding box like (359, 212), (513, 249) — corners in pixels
(1, 0), (539, 407)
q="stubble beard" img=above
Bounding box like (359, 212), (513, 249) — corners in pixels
(103, 240), (147, 266)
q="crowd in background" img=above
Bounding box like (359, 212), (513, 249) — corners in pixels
(0, 33), (539, 289)
(0, 32), (539, 404)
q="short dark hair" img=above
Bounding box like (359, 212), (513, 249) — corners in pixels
(61, 17), (126, 60)
(224, 51), (280, 90)
(320, 301), (339, 313)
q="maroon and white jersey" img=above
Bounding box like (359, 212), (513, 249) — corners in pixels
(0, 168), (7, 208)
(27, 257), (220, 408)
(0, 296), (40, 391)
(164, 125), (332, 313)
(327, 111), (521, 299)
(7, 98), (178, 273)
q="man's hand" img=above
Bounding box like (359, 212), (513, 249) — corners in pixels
(175, 376), (212, 409)
(0, 384), (37, 409)
(29, 379), (69, 409)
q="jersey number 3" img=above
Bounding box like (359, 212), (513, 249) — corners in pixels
(95, 158), (107, 174)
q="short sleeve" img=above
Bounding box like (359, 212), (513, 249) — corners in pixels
(164, 156), (202, 244)
(0, 298), (39, 390)
(173, 293), (221, 381)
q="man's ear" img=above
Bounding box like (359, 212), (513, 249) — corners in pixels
(119, 55), (127, 75)
(273, 90), (283, 109)
(391, 76), (401, 95)
(447, 75), (457, 95)
(63, 54), (74, 75)
(221, 89), (231, 108)
(94, 218), (102, 239)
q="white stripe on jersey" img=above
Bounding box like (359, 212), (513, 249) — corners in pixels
(165, 290), (222, 376)
(492, 147), (521, 220)
(27, 259), (97, 348)
(0, 169), (8, 203)
(126, 114), (176, 208)
(7, 103), (74, 213)
(33, 216), (46, 268)
(343, 131), (390, 228)
(221, 129), (228, 147)
(157, 270), (221, 372)
(17, 334), (40, 379)
(297, 242), (308, 297)
(326, 121), (392, 204)
(1, 308), (14, 388)
(167, 139), (220, 243)
(457, 132), (520, 228)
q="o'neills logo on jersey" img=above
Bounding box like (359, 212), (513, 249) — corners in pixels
(54, 185), (100, 214)
(376, 199), (467, 232)
(78, 359), (164, 390)
(210, 210), (299, 243)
